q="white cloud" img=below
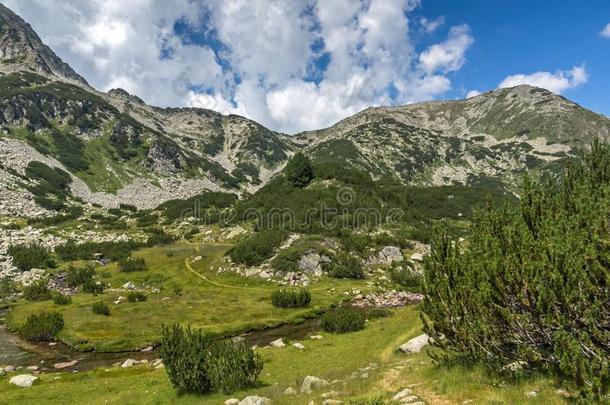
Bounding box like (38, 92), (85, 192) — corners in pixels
(601, 23), (610, 38)
(420, 16), (445, 33)
(419, 24), (473, 73)
(1, 0), (474, 133)
(466, 89), (481, 98)
(498, 64), (588, 94)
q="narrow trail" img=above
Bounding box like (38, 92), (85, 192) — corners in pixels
(183, 241), (342, 293)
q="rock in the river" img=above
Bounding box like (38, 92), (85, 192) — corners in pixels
(269, 338), (285, 348)
(301, 375), (328, 393)
(9, 374), (38, 387)
(54, 360), (79, 370)
(239, 396), (272, 405)
(121, 359), (137, 368)
(398, 334), (430, 354)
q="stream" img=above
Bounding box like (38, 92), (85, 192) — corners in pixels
(0, 318), (320, 372)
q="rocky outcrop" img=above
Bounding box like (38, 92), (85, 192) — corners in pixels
(298, 251), (331, 275)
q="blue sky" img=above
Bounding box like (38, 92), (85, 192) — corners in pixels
(3, 0), (609, 133)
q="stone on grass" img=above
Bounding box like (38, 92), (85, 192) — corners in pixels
(9, 374), (38, 387)
(269, 338), (285, 348)
(141, 346), (153, 352)
(224, 399), (239, 405)
(25, 366), (38, 371)
(239, 396), (272, 405)
(284, 387), (297, 395)
(301, 375), (328, 394)
(322, 400), (343, 405)
(310, 335), (323, 340)
(392, 388), (414, 401)
(410, 252), (424, 262)
(54, 360), (78, 370)
(292, 343), (305, 350)
(4, 366), (15, 373)
(398, 334), (429, 354)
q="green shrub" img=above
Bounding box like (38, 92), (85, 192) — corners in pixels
(82, 279), (104, 294)
(127, 291), (147, 302)
(227, 229), (288, 266)
(160, 324), (263, 394)
(8, 243), (52, 271)
(23, 281), (52, 301)
(65, 265), (95, 287)
(320, 307), (365, 333)
(91, 301), (110, 316)
(118, 257), (147, 272)
(422, 141), (610, 399)
(271, 288), (311, 308)
(324, 253), (364, 279)
(18, 311), (64, 342)
(52, 293), (72, 305)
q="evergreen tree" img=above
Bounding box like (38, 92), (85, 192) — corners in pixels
(285, 152), (314, 187)
(421, 141), (610, 399)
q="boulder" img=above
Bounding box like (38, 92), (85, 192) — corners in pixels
(225, 399), (239, 405)
(121, 359), (137, 368)
(379, 246), (404, 264)
(239, 396), (272, 405)
(25, 366), (38, 371)
(9, 374), (38, 387)
(141, 346), (154, 352)
(3, 366), (15, 373)
(410, 252), (424, 262)
(299, 251), (331, 276)
(269, 338), (285, 348)
(54, 360), (78, 370)
(398, 334), (429, 354)
(301, 375), (328, 393)
(292, 342), (305, 350)
(284, 387), (297, 395)
(392, 388), (414, 401)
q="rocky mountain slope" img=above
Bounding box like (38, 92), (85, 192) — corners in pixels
(1, 3), (610, 217)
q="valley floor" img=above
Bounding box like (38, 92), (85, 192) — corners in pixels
(0, 304), (567, 404)
(0, 242), (572, 404)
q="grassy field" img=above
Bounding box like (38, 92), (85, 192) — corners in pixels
(5, 242), (371, 351)
(0, 306), (567, 405)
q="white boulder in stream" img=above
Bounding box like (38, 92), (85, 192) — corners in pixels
(9, 374), (38, 387)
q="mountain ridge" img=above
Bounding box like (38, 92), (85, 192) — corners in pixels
(1, 3), (610, 217)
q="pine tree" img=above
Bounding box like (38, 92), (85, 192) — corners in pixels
(285, 152), (314, 187)
(421, 141), (610, 399)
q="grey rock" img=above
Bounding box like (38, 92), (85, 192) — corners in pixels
(283, 387), (297, 395)
(54, 360), (78, 369)
(9, 374), (38, 387)
(301, 375), (328, 394)
(269, 338), (285, 348)
(398, 334), (430, 354)
(239, 396), (272, 405)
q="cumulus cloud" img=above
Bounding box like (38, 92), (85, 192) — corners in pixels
(498, 64), (588, 94)
(419, 24), (473, 73)
(601, 23), (610, 38)
(420, 16), (445, 33)
(1, 0), (475, 133)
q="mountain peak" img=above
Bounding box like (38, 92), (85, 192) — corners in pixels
(0, 4), (88, 86)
